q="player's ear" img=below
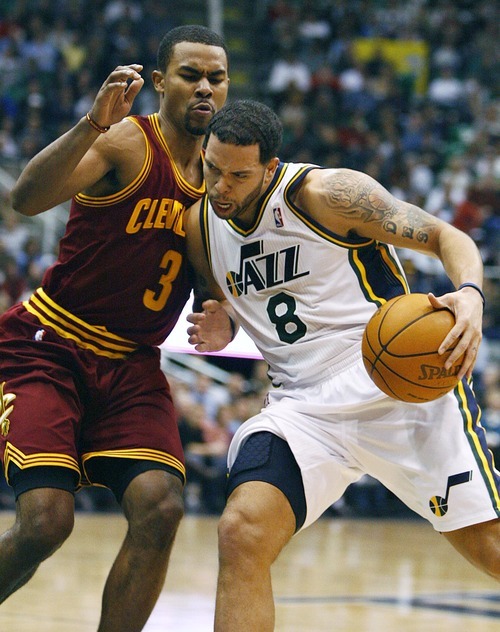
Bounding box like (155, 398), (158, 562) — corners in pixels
(152, 70), (165, 94)
(265, 157), (280, 179)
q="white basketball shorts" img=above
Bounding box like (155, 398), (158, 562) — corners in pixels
(227, 357), (500, 532)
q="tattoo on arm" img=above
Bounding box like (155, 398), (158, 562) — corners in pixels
(322, 171), (435, 243)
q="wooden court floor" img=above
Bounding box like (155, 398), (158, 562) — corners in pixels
(0, 511), (498, 631)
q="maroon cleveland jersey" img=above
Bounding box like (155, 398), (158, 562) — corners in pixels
(38, 114), (204, 347)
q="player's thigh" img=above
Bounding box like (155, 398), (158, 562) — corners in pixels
(0, 342), (83, 483)
(83, 348), (182, 452)
(82, 348), (185, 489)
(227, 431), (306, 533)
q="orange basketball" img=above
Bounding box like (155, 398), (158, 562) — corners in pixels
(362, 293), (462, 403)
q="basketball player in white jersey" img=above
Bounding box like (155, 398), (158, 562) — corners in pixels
(185, 100), (499, 630)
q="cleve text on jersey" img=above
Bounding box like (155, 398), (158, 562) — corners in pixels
(126, 197), (186, 236)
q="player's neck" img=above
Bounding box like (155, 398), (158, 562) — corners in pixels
(233, 201), (261, 229)
(157, 113), (205, 186)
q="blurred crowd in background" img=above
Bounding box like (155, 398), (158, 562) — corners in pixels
(0, 0), (498, 516)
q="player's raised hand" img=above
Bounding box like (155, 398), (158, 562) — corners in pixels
(88, 64), (144, 129)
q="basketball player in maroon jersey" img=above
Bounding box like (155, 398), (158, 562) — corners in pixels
(0, 26), (230, 630)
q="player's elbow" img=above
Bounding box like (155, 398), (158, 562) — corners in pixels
(10, 186), (43, 216)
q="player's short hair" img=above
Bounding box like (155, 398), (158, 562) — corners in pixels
(157, 25), (228, 72)
(207, 100), (283, 164)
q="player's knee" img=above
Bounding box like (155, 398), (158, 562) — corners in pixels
(125, 476), (184, 550)
(19, 504), (74, 561)
(470, 546), (500, 581)
(218, 502), (266, 564)
(153, 485), (184, 537)
(481, 538), (500, 581)
(487, 558), (500, 581)
(142, 491), (183, 548)
(446, 519), (500, 581)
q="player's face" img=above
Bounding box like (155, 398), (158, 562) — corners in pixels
(155, 42), (229, 135)
(204, 135), (279, 227)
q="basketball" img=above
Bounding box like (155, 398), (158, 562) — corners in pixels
(362, 293), (462, 403)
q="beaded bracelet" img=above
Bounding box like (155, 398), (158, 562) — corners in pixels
(457, 282), (485, 307)
(86, 112), (110, 133)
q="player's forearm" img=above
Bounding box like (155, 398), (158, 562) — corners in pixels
(437, 224), (483, 289)
(11, 116), (101, 216)
(221, 299), (239, 341)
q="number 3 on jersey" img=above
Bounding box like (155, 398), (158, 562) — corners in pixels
(143, 249), (182, 312)
(267, 291), (307, 343)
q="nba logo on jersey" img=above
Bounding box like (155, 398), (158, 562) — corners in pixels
(273, 206), (284, 228)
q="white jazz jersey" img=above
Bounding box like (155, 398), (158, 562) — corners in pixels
(200, 162), (409, 387)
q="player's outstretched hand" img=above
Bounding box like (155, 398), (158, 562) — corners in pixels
(428, 288), (483, 380)
(187, 300), (235, 353)
(89, 64), (144, 130)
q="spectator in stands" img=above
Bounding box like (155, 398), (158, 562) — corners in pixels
(0, 255), (25, 305)
(15, 235), (55, 282)
(267, 47), (312, 106)
(0, 203), (32, 258)
(179, 401), (230, 514)
(0, 115), (19, 161)
(19, 14), (60, 76)
(427, 65), (467, 111)
(191, 372), (229, 422)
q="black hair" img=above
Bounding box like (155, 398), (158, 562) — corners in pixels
(207, 100), (283, 163)
(157, 25), (228, 72)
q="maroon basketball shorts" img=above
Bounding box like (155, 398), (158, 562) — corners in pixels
(0, 303), (185, 496)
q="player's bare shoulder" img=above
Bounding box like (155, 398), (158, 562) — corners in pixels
(84, 117), (147, 196)
(299, 167), (440, 246)
(107, 117), (146, 178)
(302, 168), (393, 223)
(294, 168), (378, 236)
